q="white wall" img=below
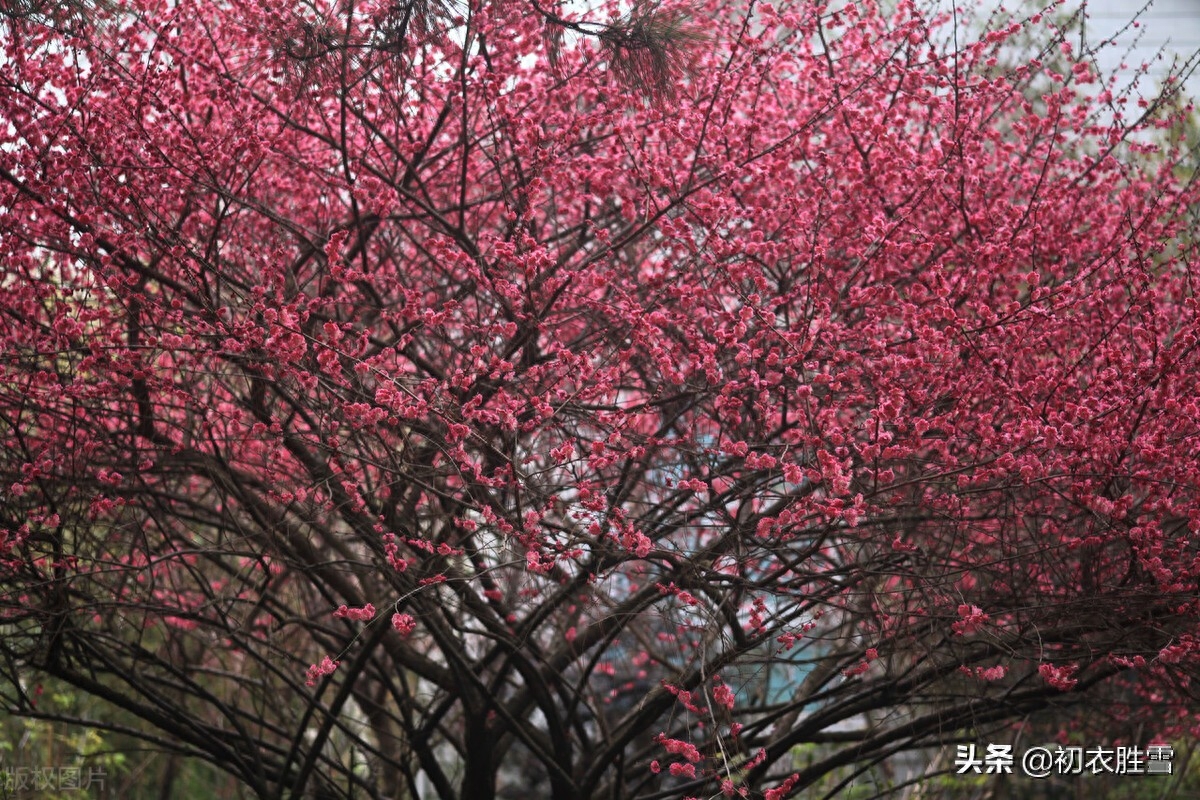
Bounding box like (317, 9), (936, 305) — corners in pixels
(964, 0), (1200, 100)
(1081, 0), (1200, 96)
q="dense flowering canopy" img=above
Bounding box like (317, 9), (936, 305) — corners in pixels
(2, 0), (1200, 797)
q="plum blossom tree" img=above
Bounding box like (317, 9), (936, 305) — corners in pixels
(2, 0), (1200, 798)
